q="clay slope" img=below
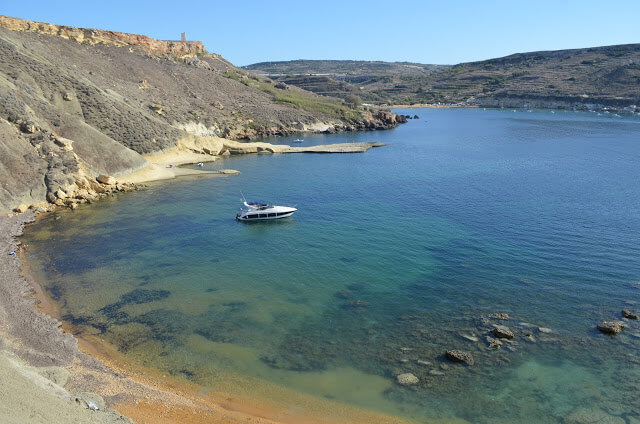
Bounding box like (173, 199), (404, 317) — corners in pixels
(0, 16), (401, 213)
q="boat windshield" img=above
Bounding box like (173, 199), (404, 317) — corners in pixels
(245, 201), (270, 208)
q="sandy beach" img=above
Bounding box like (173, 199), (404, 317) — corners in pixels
(0, 149), (419, 424)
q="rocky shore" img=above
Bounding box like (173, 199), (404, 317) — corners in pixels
(0, 212), (131, 423)
(5, 137), (385, 213)
(0, 15), (404, 215)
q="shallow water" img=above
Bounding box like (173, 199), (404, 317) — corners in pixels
(23, 108), (640, 423)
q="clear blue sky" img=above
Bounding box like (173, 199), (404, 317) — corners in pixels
(2, 1), (639, 66)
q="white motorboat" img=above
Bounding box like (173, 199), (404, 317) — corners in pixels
(236, 201), (297, 221)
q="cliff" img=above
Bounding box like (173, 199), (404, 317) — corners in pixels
(0, 15), (206, 57)
(0, 15), (402, 214)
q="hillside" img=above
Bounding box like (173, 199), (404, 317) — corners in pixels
(244, 60), (449, 104)
(245, 45), (640, 109)
(0, 16), (402, 213)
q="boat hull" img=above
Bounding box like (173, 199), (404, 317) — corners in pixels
(236, 211), (296, 221)
(236, 205), (297, 221)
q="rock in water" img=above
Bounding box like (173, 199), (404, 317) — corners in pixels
(597, 321), (625, 335)
(564, 407), (626, 424)
(396, 373), (419, 385)
(622, 309), (638, 319)
(491, 325), (515, 339)
(445, 349), (474, 365)
(486, 336), (503, 349)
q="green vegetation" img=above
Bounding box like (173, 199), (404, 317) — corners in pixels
(446, 66), (465, 74)
(237, 75), (361, 119)
(343, 94), (361, 107)
(224, 70), (240, 80)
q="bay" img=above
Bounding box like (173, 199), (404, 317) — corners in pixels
(22, 108), (640, 423)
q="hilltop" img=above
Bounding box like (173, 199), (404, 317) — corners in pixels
(245, 44), (640, 109)
(0, 16), (401, 213)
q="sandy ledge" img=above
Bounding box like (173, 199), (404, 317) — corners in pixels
(0, 142), (437, 424)
(117, 140), (384, 184)
(117, 146), (238, 185)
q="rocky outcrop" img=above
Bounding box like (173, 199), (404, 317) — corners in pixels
(622, 309), (638, 320)
(180, 136), (385, 156)
(491, 325), (515, 339)
(396, 373), (419, 385)
(0, 15), (205, 57)
(445, 349), (474, 365)
(0, 108), (147, 213)
(597, 321), (625, 335)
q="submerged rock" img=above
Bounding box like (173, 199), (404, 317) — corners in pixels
(563, 407), (625, 424)
(396, 373), (419, 385)
(460, 333), (479, 342)
(445, 349), (474, 365)
(334, 290), (352, 299)
(343, 300), (368, 308)
(597, 321), (625, 335)
(489, 312), (510, 320)
(622, 309), (639, 319)
(486, 336), (503, 349)
(491, 325), (515, 339)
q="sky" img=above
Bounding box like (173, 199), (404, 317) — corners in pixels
(2, 1), (639, 67)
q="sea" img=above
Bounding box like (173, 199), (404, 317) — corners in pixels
(22, 108), (640, 423)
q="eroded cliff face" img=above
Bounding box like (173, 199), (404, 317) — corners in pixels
(0, 15), (403, 214)
(0, 15), (205, 57)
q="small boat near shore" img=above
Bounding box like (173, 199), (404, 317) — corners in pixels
(236, 201), (297, 221)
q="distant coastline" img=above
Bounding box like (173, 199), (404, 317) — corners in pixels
(386, 103), (479, 109)
(245, 46), (640, 111)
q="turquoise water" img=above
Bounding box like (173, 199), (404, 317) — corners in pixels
(23, 108), (640, 423)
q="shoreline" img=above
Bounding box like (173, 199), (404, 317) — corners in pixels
(117, 145), (237, 185)
(0, 146), (421, 424)
(387, 104), (478, 109)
